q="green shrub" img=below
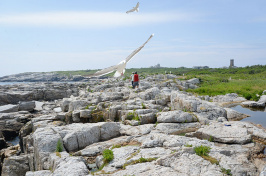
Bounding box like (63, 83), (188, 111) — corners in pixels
(126, 112), (140, 121)
(221, 167), (232, 175)
(103, 149), (114, 162)
(56, 139), (63, 152)
(194, 145), (211, 156)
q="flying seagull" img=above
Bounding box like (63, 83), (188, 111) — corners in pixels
(126, 2), (139, 14)
(88, 34), (154, 78)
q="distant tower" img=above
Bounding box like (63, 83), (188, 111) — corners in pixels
(230, 59), (234, 67)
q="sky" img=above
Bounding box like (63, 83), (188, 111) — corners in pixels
(0, 0), (266, 77)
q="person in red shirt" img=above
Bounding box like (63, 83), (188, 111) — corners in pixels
(133, 72), (139, 89)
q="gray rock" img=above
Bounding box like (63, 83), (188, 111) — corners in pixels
(68, 100), (90, 112)
(1, 155), (30, 176)
(139, 87), (160, 100)
(111, 163), (178, 176)
(258, 95), (266, 104)
(224, 108), (249, 121)
(75, 136), (132, 157)
(157, 152), (223, 176)
(19, 101), (35, 112)
(80, 109), (92, 118)
(60, 98), (71, 112)
(157, 110), (198, 123)
(62, 124), (100, 152)
(33, 127), (64, 170)
(186, 78), (200, 84)
(192, 122), (252, 144)
(155, 123), (201, 135)
(0, 104), (19, 113)
(242, 101), (265, 107)
(171, 91), (227, 121)
(72, 110), (80, 122)
(212, 93), (246, 104)
(96, 155), (104, 169)
(52, 156), (89, 175)
(120, 124), (154, 136)
(25, 170), (52, 176)
(98, 122), (121, 141)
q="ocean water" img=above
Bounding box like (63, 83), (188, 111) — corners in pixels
(231, 105), (266, 128)
(7, 136), (20, 146)
(0, 82), (31, 85)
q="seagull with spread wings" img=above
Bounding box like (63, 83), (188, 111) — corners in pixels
(126, 2), (139, 14)
(88, 34), (154, 78)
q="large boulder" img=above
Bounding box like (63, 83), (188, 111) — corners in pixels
(224, 108), (249, 121)
(33, 127), (64, 170)
(1, 155), (30, 176)
(171, 91), (227, 121)
(68, 100), (91, 112)
(18, 101), (35, 112)
(139, 87), (161, 100)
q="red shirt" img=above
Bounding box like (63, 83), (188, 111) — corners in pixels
(133, 74), (139, 82)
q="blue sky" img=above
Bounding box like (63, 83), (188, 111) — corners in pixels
(0, 0), (265, 77)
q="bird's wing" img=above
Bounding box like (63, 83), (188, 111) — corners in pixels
(136, 2), (140, 8)
(88, 64), (118, 78)
(126, 8), (135, 13)
(125, 34), (154, 63)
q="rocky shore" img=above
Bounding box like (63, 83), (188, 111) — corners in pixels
(0, 74), (266, 176)
(0, 72), (89, 82)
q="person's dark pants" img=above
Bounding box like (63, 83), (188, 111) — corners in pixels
(131, 81), (133, 86)
(133, 81), (139, 89)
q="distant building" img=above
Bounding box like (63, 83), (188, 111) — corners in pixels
(230, 59), (234, 67)
(150, 64), (161, 68)
(229, 59), (237, 68)
(193, 66), (209, 69)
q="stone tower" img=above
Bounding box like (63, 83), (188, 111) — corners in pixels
(230, 59), (234, 67)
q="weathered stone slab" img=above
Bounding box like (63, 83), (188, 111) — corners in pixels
(0, 104), (19, 113)
(192, 122), (252, 144)
(155, 122), (201, 135)
(157, 110), (197, 123)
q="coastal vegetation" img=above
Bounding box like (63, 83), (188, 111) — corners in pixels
(54, 65), (266, 101)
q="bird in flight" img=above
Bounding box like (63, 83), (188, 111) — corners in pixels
(126, 2), (139, 14)
(88, 34), (154, 78)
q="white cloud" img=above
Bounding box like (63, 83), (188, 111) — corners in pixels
(0, 11), (197, 28)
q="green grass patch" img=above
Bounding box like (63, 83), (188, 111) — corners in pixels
(221, 167), (232, 176)
(202, 155), (219, 165)
(194, 145), (211, 156)
(123, 157), (157, 169)
(187, 77), (266, 101)
(126, 112), (140, 121)
(103, 149), (114, 163)
(111, 144), (122, 150)
(55, 139), (63, 152)
(184, 144), (193, 147)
